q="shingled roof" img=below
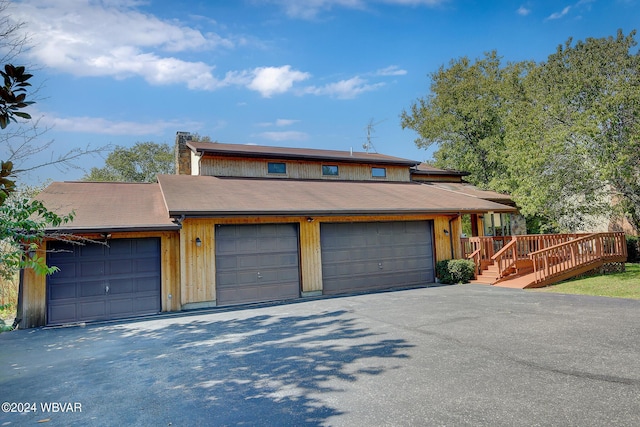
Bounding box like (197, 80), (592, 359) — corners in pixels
(36, 182), (179, 232)
(157, 175), (516, 217)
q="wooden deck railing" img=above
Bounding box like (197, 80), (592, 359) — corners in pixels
(491, 233), (588, 279)
(462, 233), (627, 283)
(461, 236), (510, 273)
(529, 232), (627, 285)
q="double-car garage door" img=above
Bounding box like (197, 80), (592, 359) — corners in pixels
(47, 238), (161, 325)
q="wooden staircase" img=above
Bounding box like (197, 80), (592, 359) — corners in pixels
(463, 232), (627, 289)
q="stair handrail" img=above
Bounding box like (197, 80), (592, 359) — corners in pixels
(490, 238), (517, 278)
(467, 247), (482, 276)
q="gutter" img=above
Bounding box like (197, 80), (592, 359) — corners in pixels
(43, 225), (181, 234)
(167, 208), (515, 218)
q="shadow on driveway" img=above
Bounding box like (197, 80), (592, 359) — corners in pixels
(1, 309), (413, 426)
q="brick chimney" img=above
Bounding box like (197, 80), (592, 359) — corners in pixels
(175, 131), (192, 175)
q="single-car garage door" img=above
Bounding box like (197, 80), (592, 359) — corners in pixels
(321, 221), (434, 295)
(47, 238), (161, 325)
(216, 224), (300, 305)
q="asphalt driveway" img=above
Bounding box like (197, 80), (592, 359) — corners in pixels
(1, 284), (639, 426)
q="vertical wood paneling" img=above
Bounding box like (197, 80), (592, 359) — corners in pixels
(22, 213), (480, 327)
(161, 232), (181, 311)
(433, 217), (451, 261)
(299, 220), (322, 293)
(19, 246), (47, 328)
(200, 156), (410, 182)
(180, 219), (216, 305)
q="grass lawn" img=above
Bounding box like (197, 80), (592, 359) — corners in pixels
(533, 263), (640, 300)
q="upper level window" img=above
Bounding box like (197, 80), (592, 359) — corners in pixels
(268, 162), (287, 174)
(322, 165), (339, 176)
(371, 167), (387, 178)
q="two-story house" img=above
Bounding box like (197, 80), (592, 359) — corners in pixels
(18, 132), (516, 328)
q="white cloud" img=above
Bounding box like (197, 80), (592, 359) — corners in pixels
(9, 1), (380, 99)
(247, 66), (311, 97)
(10, 0), (235, 90)
(38, 112), (196, 136)
(374, 65), (407, 76)
(275, 119), (299, 126)
(256, 131), (309, 141)
(256, 118), (300, 127)
(546, 5), (571, 20)
(302, 77), (384, 99)
(225, 66), (310, 97)
(269, 0), (448, 19)
(517, 5), (531, 16)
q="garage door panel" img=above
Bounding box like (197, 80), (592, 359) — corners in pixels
(216, 255), (238, 270)
(136, 277), (160, 292)
(49, 303), (77, 324)
(110, 259), (133, 274)
(237, 270), (259, 285)
(80, 281), (106, 297)
(217, 272), (240, 287)
(49, 283), (77, 300)
(135, 238), (160, 253)
(79, 300), (107, 320)
(79, 244), (105, 257)
(321, 221), (434, 295)
(109, 279), (134, 294)
(109, 298), (134, 315)
(47, 238), (161, 325)
(216, 224), (300, 305)
(80, 261), (105, 277)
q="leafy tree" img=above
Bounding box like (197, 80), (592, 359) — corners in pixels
(0, 1), (106, 320)
(402, 30), (640, 233)
(504, 30), (640, 231)
(83, 142), (174, 182)
(0, 64), (33, 129)
(0, 193), (74, 280)
(401, 51), (509, 188)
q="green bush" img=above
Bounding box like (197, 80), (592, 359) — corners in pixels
(627, 235), (639, 263)
(436, 259), (476, 284)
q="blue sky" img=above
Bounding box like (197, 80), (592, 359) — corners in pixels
(7, 0), (640, 183)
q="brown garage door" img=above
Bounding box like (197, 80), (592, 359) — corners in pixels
(215, 224), (300, 305)
(47, 238), (161, 325)
(320, 221), (434, 295)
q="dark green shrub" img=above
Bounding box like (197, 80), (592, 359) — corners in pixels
(436, 260), (453, 284)
(627, 235), (639, 263)
(436, 259), (476, 284)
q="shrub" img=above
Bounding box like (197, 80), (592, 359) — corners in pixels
(436, 259), (476, 284)
(627, 235), (639, 263)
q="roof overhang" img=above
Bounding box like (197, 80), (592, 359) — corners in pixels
(187, 142), (421, 166)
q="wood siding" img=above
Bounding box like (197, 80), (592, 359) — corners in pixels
(179, 214), (460, 306)
(21, 214), (463, 326)
(19, 231), (180, 328)
(199, 156), (411, 182)
(20, 245), (47, 328)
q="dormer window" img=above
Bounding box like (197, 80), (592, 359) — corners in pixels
(372, 167), (386, 178)
(268, 162), (287, 174)
(322, 165), (339, 176)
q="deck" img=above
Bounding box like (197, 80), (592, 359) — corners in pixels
(461, 232), (628, 289)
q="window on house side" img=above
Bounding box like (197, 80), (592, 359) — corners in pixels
(268, 162), (287, 174)
(372, 167), (386, 178)
(322, 165), (339, 176)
